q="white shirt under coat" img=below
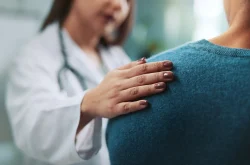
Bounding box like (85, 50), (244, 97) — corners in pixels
(5, 23), (131, 165)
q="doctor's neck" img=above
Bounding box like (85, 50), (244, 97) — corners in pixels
(63, 12), (100, 52)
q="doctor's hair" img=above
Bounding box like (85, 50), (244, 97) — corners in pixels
(40, 0), (134, 45)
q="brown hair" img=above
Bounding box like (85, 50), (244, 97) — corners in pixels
(40, 0), (134, 45)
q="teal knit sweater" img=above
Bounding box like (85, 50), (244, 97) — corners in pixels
(106, 40), (250, 165)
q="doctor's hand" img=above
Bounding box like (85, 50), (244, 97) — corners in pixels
(81, 58), (174, 119)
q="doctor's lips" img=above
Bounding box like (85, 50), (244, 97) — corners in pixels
(103, 14), (116, 24)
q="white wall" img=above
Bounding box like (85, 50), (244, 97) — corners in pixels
(0, 0), (51, 142)
(0, 0), (52, 164)
(0, 14), (40, 141)
(124, 0), (195, 60)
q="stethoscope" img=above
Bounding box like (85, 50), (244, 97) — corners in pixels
(57, 25), (109, 91)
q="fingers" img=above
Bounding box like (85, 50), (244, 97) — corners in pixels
(117, 57), (146, 70)
(121, 71), (174, 90)
(124, 61), (173, 78)
(115, 100), (148, 116)
(117, 82), (167, 102)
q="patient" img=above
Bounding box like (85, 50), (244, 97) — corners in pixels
(106, 0), (250, 165)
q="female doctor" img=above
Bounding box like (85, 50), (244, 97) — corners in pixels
(6, 0), (174, 165)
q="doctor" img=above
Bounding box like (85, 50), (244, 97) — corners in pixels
(6, 0), (174, 165)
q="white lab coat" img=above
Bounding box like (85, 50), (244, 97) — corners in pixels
(5, 23), (131, 165)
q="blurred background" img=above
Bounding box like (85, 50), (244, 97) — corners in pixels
(0, 0), (227, 164)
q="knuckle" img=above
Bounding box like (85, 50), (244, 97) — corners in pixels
(154, 73), (160, 81)
(157, 62), (162, 71)
(136, 75), (145, 84)
(110, 70), (121, 77)
(109, 90), (120, 99)
(128, 62), (134, 68)
(153, 62), (161, 71)
(120, 70), (130, 78)
(122, 103), (130, 113)
(117, 70), (127, 78)
(113, 82), (122, 89)
(147, 86), (152, 93)
(113, 70), (121, 77)
(129, 87), (139, 96)
(139, 64), (148, 73)
(159, 72), (164, 80)
(107, 102), (115, 113)
(152, 62), (158, 70)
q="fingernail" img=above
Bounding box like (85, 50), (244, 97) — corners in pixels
(155, 82), (166, 89)
(140, 100), (148, 106)
(163, 72), (173, 79)
(163, 61), (173, 68)
(137, 57), (146, 63)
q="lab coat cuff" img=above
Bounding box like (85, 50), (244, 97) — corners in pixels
(75, 91), (103, 160)
(66, 91), (90, 164)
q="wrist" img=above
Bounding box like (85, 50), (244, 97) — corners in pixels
(76, 91), (97, 135)
(80, 89), (97, 119)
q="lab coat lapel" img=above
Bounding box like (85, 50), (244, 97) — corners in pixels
(62, 30), (104, 85)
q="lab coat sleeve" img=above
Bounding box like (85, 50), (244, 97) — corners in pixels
(6, 47), (101, 165)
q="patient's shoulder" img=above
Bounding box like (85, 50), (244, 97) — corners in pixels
(147, 40), (207, 63)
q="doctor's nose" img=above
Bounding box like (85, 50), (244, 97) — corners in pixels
(110, 0), (123, 12)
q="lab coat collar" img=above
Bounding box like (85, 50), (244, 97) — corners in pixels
(60, 25), (108, 84)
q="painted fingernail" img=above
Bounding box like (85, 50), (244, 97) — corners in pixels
(163, 61), (173, 68)
(163, 72), (173, 79)
(140, 100), (148, 106)
(155, 82), (166, 89)
(137, 57), (146, 63)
